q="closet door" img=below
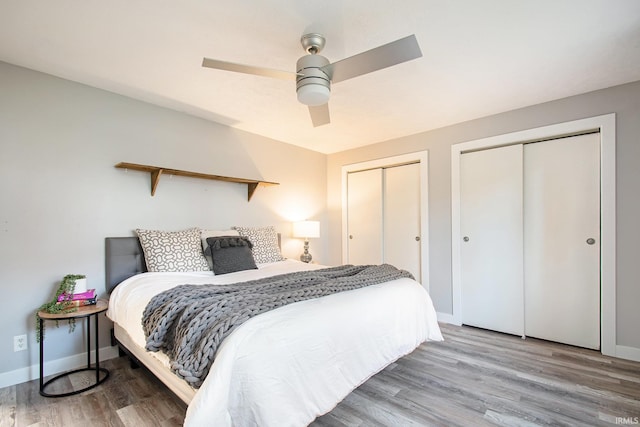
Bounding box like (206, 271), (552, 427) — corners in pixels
(524, 134), (600, 349)
(347, 168), (383, 265)
(384, 163), (421, 281)
(460, 145), (524, 336)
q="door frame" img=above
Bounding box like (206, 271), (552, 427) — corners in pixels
(341, 151), (430, 291)
(451, 114), (616, 356)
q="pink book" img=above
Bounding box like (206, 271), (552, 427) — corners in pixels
(57, 289), (96, 302)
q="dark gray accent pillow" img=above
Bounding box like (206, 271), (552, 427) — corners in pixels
(205, 236), (258, 275)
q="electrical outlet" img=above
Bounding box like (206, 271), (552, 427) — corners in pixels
(13, 334), (27, 352)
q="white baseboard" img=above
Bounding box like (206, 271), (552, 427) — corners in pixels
(616, 344), (640, 362)
(436, 311), (460, 325)
(0, 346), (120, 389)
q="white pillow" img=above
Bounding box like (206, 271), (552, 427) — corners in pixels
(200, 229), (240, 269)
(135, 228), (209, 272)
(232, 226), (284, 264)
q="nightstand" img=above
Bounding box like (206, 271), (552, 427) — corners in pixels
(37, 299), (110, 397)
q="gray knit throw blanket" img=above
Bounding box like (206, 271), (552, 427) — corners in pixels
(142, 264), (413, 388)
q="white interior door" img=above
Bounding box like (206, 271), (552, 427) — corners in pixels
(384, 163), (421, 282)
(347, 168), (383, 265)
(524, 133), (601, 349)
(460, 144), (524, 336)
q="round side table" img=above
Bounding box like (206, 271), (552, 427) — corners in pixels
(37, 299), (110, 397)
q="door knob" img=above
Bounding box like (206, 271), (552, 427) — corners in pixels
(586, 238), (596, 245)
(463, 236), (470, 242)
(349, 235), (353, 239)
(415, 236), (420, 241)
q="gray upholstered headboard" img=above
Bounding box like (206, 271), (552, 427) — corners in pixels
(105, 237), (147, 293)
(105, 233), (282, 292)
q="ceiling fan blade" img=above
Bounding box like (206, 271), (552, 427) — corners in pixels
(321, 34), (422, 84)
(309, 104), (330, 127)
(202, 57), (298, 81)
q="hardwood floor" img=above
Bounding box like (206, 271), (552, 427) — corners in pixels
(2, 323), (639, 426)
(0, 355), (186, 427)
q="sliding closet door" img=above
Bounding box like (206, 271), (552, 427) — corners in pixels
(460, 145), (524, 336)
(347, 168), (383, 265)
(384, 163), (421, 282)
(524, 134), (600, 349)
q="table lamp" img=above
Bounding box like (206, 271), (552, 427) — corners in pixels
(293, 220), (320, 263)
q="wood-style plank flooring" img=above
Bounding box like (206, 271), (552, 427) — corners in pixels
(2, 323), (639, 426)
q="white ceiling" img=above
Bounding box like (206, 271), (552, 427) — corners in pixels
(1, 1), (639, 154)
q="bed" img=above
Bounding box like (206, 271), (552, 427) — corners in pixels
(105, 228), (443, 426)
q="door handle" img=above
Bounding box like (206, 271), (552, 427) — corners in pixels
(586, 238), (596, 245)
(349, 235), (353, 239)
(463, 236), (470, 242)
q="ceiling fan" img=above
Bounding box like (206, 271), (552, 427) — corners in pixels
(202, 33), (422, 127)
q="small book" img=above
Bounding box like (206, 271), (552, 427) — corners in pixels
(57, 297), (97, 307)
(57, 289), (96, 302)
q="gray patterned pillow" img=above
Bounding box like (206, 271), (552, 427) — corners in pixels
(232, 226), (284, 264)
(135, 228), (209, 272)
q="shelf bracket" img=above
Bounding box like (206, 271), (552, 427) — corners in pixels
(150, 168), (163, 196)
(247, 182), (260, 201)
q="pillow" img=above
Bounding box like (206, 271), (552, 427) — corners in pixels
(135, 228), (209, 272)
(206, 236), (258, 275)
(200, 229), (240, 269)
(232, 226), (284, 264)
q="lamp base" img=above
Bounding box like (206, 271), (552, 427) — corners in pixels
(300, 239), (313, 263)
(300, 253), (312, 263)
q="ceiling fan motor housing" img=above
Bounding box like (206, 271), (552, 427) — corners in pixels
(296, 54), (331, 106)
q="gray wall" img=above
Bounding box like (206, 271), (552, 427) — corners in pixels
(327, 80), (640, 350)
(0, 61), (327, 379)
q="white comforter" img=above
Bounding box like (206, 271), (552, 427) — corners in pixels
(107, 260), (443, 426)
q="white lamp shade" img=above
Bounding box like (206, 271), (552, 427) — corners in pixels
(293, 221), (320, 238)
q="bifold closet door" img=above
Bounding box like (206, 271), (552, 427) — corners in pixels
(384, 163), (421, 282)
(460, 144), (524, 336)
(347, 168), (383, 265)
(523, 134), (600, 349)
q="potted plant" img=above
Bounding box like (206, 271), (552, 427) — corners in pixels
(35, 274), (86, 341)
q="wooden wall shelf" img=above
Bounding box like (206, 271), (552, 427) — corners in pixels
(115, 162), (279, 201)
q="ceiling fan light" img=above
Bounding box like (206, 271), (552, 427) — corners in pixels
(296, 54), (331, 106)
(297, 84), (330, 106)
